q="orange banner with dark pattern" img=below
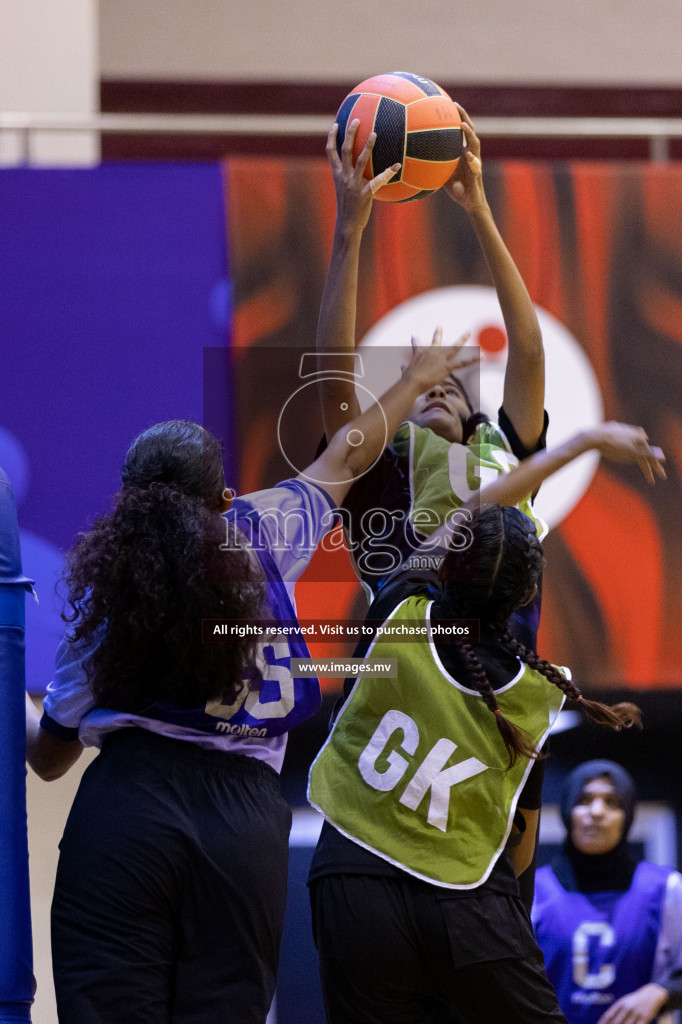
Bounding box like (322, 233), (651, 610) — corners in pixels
(225, 158), (682, 690)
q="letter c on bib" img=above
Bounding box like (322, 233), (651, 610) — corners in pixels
(358, 710), (419, 792)
(573, 922), (616, 989)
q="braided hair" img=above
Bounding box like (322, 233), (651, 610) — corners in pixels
(438, 505), (640, 767)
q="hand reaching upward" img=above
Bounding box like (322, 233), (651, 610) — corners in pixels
(443, 104), (488, 215)
(326, 119), (401, 240)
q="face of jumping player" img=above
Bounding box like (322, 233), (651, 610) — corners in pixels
(570, 776), (626, 856)
(407, 376), (471, 444)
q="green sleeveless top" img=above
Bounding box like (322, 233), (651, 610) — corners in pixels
(392, 419), (548, 541)
(308, 595), (565, 888)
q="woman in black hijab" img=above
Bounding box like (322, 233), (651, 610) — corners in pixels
(533, 760), (682, 1024)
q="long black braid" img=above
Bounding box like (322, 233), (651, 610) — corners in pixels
(438, 505), (640, 767)
(498, 629), (641, 733)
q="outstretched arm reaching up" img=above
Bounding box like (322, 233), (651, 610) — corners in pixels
(444, 105), (545, 450)
(316, 119), (400, 440)
(471, 422), (665, 510)
(427, 422), (665, 552)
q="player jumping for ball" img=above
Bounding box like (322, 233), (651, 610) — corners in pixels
(316, 105), (548, 625)
(315, 104), (550, 908)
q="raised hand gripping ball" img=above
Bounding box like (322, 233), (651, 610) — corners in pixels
(336, 71), (463, 202)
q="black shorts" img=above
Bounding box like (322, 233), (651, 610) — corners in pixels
(310, 873), (567, 1024)
(51, 728), (292, 1024)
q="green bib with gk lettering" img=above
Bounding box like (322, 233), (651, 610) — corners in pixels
(308, 595), (565, 888)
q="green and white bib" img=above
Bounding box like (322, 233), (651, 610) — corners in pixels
(392, 420), (548, 541)
(308, 595), (565, 888)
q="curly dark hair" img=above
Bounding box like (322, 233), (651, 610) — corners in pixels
(438, 505), (641, 767)
(62, 420), (265, 712)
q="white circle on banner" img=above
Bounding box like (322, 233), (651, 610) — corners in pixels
(358, 286), (603, 529)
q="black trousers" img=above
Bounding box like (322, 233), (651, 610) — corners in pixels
(310, 874), (568, 1024)
(52, 729), (291, 1024)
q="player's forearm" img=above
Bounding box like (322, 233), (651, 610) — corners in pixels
(310, 369), (425, 506)
(468, 205), (543, 362)
(25, 692), (82, 781)
(422, 432), (595, 551)
(330, 372), (423, 480)
(469, 431), (592, 511)
(307, 337), (466, 503)
(318, 226), (363, 357)
(468, 205), (545, 446)
(316, 227), (363, 436)
(509, 808), (539, 877)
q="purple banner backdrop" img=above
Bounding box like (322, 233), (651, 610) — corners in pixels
(0, 164), (231, 694)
